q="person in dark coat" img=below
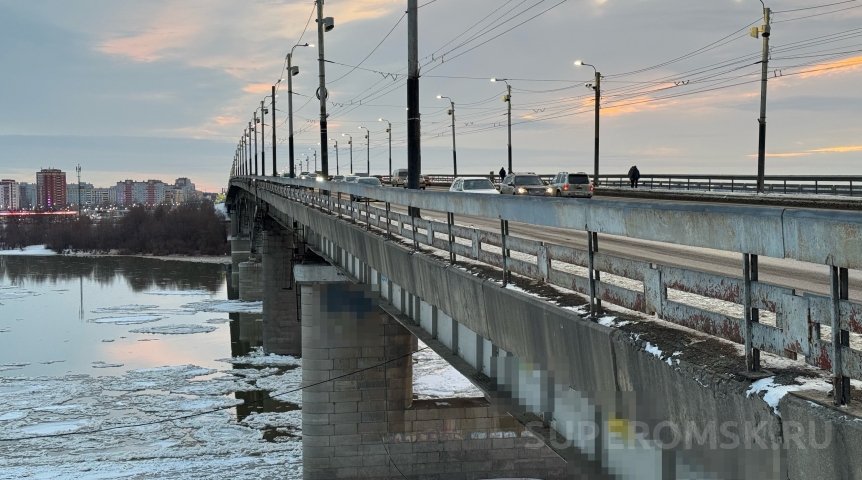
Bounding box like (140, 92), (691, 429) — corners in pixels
(499, 167), (507, 183)
(628, 165), (641, 188)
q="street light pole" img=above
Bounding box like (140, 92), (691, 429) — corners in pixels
(575, 61), (600, 186)
(437, 96), (457, 177)
(76, 164), (81, 216)
(359, 127), (370, 175)
(379, 119), (392, 180)
(252, 113), (258, 176)
(753, 4), (771, 193)
(330, 139), (339, 175)
(259, 101), (266, 175)
(315, 1), (335, 177)
(342, 134), (353, 173)
(491, 78), (512, 173)
(310, 148), (317, 172)
(287, 43), (311, 179)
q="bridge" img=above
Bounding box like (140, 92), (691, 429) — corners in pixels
(226, 176), (862, 480)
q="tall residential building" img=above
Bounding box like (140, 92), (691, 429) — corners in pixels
(67, 183), (113, 206)
(18, 183), (36, 209)
(115, 179), (167, 205)
(0, 179), (20, 210)
(36, 168), (67, 208)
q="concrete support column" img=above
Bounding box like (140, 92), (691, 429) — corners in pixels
(298, 264), (413, 480)
(238, 260), (263, 302)
(230, 236), (251, 273)
(261, 227), (301, 355)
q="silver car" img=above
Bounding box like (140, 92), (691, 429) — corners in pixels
(550, 172), (593, 198)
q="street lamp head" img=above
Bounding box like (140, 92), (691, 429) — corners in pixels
(490, 78), (497, 82)
(574, 60), (583, 66)
(436, 95), (443, 99)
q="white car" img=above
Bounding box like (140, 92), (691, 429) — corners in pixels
(449, 177), (500, 194)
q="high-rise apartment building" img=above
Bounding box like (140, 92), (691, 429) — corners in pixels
(0, 179), (20, 210)
(18, 183), (36, 209)
(36, 168), (66, 208)
(115, 179), (167, 205)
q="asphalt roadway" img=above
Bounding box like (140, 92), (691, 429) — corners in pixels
(381, 190), (862, 303)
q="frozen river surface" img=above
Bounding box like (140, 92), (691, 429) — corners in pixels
(0, 255), (479, 479)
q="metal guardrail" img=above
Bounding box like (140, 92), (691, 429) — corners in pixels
(231, 175), (862, 405)
(411, 174), (862, 196)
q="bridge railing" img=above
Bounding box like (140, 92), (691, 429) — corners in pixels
(232, 175), (862, 404)
(410, 173), (862, 196)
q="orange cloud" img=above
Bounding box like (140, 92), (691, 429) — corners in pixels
(98, 15), (200, 62)
(242, 83), (274, 94)
(215, 116), (239, 125)
(808, 145), (862, 153)
(798, 56), (862, 79)
(748, 145), (862, 157)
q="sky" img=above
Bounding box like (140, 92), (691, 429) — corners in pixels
(0, 0), (860, 192)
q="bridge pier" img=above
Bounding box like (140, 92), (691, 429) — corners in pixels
(261, 226), (301, 355)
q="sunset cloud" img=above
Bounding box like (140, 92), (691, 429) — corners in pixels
(748, 145), (862, 157)
(797, 56), (862, 79)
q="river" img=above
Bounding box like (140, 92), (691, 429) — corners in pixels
(0, 254), (478, 479)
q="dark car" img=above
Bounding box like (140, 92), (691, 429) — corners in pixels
(549, 171), (593, 198)
(499, 173), (551, 197)
(351, 177), (382, 201)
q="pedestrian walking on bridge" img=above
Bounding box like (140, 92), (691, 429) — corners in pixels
(628, 165), (641, 188)
(499, 167), (506, 183)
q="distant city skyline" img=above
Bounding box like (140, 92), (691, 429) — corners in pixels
(1, 0), (860, 190)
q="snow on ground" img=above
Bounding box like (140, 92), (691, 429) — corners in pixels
(0, 245), (56, 256)
(412, 342), (484, 399)
(129, 324), (217, 335)
(91, 315), (164, 325)
(183, 299), (263, 314)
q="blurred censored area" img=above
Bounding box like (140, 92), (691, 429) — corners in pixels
(308, 282), (380, 347)
(489, 356), (800, 479)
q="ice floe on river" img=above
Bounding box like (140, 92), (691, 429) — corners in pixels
(130, 324), (218, 335)
(91, 315), (164, 325)
(183, 299), (264, 314)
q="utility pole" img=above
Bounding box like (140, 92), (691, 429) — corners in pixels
(287, 44), (310, 179)
(316, 1), (334, 177)
(438, 96), (457, 177)
(330, 139), (339, 175)
(272, 85), (277, 178)
(259, 101), (266, 176)
(379, 119), (392, 179)
(506, 84), (512, 174)
(575, 61), (601, 186)
(360, 127), (370, 175)
(593, 71), (600, 187)
(753, 4), (772, 193)
(407, 0), (421, 216)
(253, 112), (258, 177)
(343, 134), (353, 173)
(76, 164), (82, 216)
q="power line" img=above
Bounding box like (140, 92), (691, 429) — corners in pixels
(328, 13), (407, 85)
(773, 3), (862, 22)
(774, 0), (856, 13)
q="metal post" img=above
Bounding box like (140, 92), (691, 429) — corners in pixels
(334, 141), (339, 175)
(588, 231), (596, 318)
(744, 253), (761, 372)
(385, 202), (391, 240)
(756, 7), (771, 193)
(501, 219), (509, 287)
(260, 101), (267, 176)
(447, 212), (455, 264)
(253, 113), (258, 176)
(273, 85), (278, 177)
(593, 71), (601, 187)
(407, 0), (421, 217)
(450, 101), (457, 177)
(316, 0), (329, 176)
(387, 122), (392, 181)
(592, 231), (601, 311)
(830, 266), (849, 405)
(506, 84), (512, 174)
